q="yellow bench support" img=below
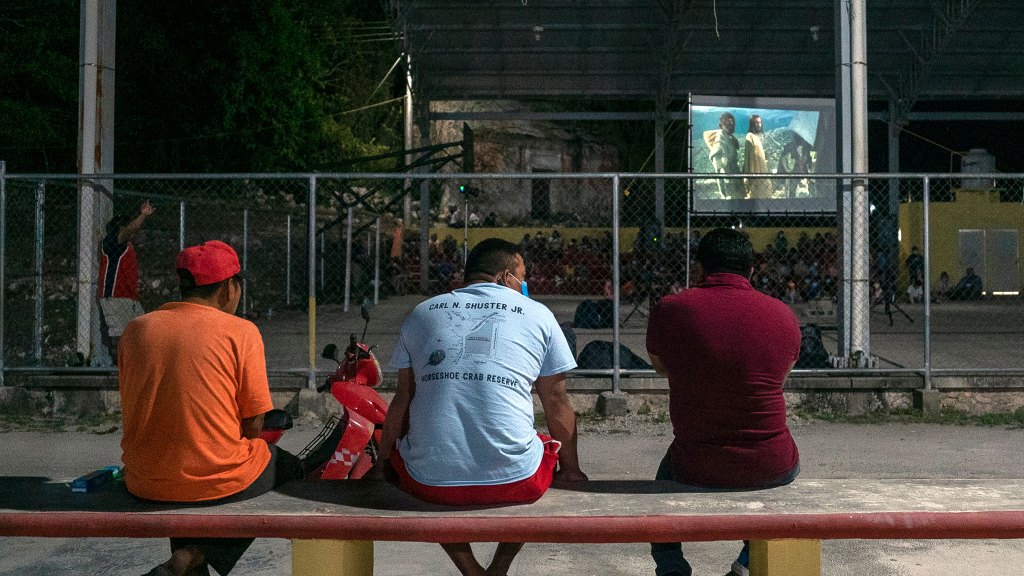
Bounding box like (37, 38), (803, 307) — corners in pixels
(292, 539), (373, 576)
(750, 539), (821, 576)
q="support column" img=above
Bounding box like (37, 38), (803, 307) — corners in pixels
(834, 0), (853, 361)
(77, 0), (116, 364)
(749, 539), (821, 576)
(292, 540), (372, 576)
(403, 52), (414, 224)
(849, 0), (871, 363)
(417, 111), (431, 294)
(886, 101), (902, 290)
(654, 105), (666, 225)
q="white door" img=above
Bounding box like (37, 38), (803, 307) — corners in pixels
(988, 229), (1020, 295)
(958, 229), (985, 281)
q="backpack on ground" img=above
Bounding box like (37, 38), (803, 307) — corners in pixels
(795, 323), (830, 369)
(573, 299), (614, 329)
(577, 340), (652, 370)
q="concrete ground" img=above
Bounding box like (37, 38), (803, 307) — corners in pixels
(260, 295), (1024, 379)
(2, 420), (1024, 575)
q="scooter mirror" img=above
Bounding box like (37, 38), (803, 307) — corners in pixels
(321, 343), (338, 361)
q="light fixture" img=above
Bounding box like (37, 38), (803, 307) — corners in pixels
(533, 25), (544, 41)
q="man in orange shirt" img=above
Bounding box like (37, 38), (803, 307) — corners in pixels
(120, 240), (340, 576)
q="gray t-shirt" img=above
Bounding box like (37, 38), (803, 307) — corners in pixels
(389, 282), (576, 486)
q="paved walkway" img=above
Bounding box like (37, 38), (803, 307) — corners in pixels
(259, 295), (1024, 379)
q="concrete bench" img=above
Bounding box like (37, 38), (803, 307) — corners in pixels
(2, 477), (1024, 576)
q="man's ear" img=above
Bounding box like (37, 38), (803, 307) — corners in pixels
(215, 281), (231, 308)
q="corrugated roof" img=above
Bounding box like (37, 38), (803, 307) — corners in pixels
(391, 0), (1023, 103)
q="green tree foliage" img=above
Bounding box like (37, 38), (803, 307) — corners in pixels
(0, 1), (404, 173)
(116, 0), (403, 172)
(0, 1), (80, 172)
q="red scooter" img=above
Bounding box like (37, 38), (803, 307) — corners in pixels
(260, 300), (388, 479)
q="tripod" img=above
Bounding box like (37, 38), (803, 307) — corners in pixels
(621, 280), (663, 326)
(871, 290), (913, 327)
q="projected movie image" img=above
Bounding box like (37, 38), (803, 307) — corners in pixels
(691, 96), (836, 213)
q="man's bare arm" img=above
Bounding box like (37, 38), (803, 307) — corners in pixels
(535, 373), (588, 482)
(241, 413), (264, 440)
(380, 367), (415, 460)
(117, 200), (155, 244)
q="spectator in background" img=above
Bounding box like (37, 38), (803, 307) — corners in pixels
(773, 230), (788, 254)
(933, 271), (951, 302)
(905, 246), (925, 283)
(949, 268), (983, 301)
(907, 278), (924, 303)
(96, 199), (155, 365)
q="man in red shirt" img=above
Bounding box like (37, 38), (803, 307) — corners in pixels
(97, 199), (155, 363)
(646, 228), (801, 576)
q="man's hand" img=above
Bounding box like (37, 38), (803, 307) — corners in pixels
(536, 373), (587, 483)
(380, 368), (415, 461)
(241, 413), (264, 440)
(140, 200), (156, 218)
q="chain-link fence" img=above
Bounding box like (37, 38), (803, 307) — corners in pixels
(1, 168), (1021, 388)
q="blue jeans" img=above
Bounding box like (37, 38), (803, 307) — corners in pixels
(650, 452), (799, 576)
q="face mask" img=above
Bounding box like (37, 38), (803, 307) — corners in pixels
(507, 272), (529, 297)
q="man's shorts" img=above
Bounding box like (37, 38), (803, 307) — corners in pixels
(389, 434), (561, 506)
(99, 298), (145, 337)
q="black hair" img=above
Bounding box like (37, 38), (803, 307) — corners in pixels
(695, 228), (754, 275)
(105, 214), (130, 236)
(177, 269), (233, 300)
(464, 238), (521, 280)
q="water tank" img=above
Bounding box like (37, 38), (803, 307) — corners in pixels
(960, 148), (996, 190)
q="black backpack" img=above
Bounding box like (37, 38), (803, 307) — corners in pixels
(573, 299), (614, 329)
(577, 340), (652, 370)
(795, 323), (830, 368)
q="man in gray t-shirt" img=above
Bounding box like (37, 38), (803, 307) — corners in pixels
(383, 237), (587, 576)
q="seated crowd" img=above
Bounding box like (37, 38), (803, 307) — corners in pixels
(385, 228), (980, 306)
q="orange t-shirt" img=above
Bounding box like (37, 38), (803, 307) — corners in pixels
(118, 301), (273, 502)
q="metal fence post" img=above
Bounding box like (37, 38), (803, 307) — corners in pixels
(344, 207), (353, 313)
(923, 175), (932, 390)
(178, 201), (185, 252)
(0, 162), (5, 384)
(286, 215), (292, 307)
(34, 181), (45, 364)
(242, 208), (249, 318)
(685, 174), (692, 288)
(307, 176), (318, 389)
(374, 216), (381, 305)
(611, 175), (621, 395)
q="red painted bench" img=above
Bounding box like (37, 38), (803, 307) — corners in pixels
(2, 477), (1024, 576)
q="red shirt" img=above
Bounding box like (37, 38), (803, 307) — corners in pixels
(98, 231), (138, 300)
(646, 272), (800, 488)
